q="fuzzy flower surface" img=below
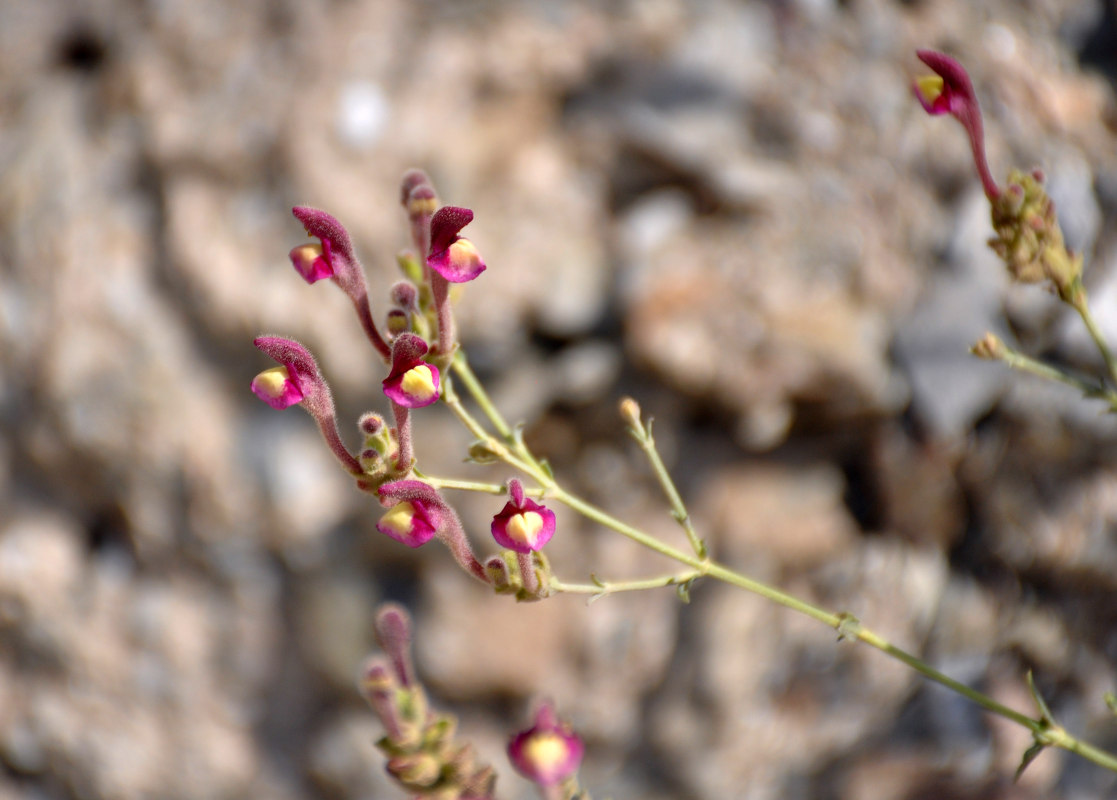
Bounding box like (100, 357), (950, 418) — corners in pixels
(383, 333), (441, 408)
(427, 206), (486, 283)
(377, 500), (438, 548)
(251, 336), (328, 413)
(491, 479), (556, 554)
(507, 703), (584, 787)
(913, 49), (999, 200)
(375, 479), (449, 548)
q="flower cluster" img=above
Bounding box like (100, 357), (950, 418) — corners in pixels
(250, 170), (559, 587)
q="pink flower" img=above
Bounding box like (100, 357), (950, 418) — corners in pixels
(250, 366), (304, 409)
(288, 242), (334, 283)
(507, 702), (584, 787)
(376, 499), (438, 548)
(251, 336), (328, 415)
(290, 206), (358, 285)
(491, 479), (555, 554)
(427, 206), (486, 283)
(382, 333), (440, 409)
(913, 50), (999, 200)
(375, 480), (447, 548)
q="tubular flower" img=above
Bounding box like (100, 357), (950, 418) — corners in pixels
(251, 336), (328, 415)
(377, 500), (438, 548)
(913, 49), (999, 200)
(288, 242), (334, 283)
(251, 365), (304, 409)
(427, 206), (486, 283)
(491, 479), (556, 554)
(507, 702), (584, 787)
(383, 333), (441, 408)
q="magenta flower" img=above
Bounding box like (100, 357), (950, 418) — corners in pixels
(251, 366), (304, 409)
(251, 336), (326, 414)
(376, 479), (443, 547)
(491, 479), (555, 554)
(376, 499), (438, 548)
(507, 702), (584, 787)
(288, 242), (334, 283)
(427, 206), (486, 283)
(382, 333), (440, 409)
(290, 206), (391, 360)
(913, 49), (999, 200)
(252, 336), (362, 475)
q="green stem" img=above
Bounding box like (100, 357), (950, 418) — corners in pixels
(444, 346), (1117, 774)
(626, 414), (706, 557)
(1071, 287), (1117, 391)
(451, 352), (514, 440)
(999, 345), (1116, 407)
(551, 570), (702, 597)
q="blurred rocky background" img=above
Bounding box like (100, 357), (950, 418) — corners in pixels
(2, 0), (1117, 798)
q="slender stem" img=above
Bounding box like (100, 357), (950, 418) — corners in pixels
(626, 415), (706, 557)
(391, 402), (413, 472)
(431, 273), (454, 358)
(452, 353), (514, 440)
(441, 345), (1117, 774)
(517, 551), (539, 594)
(316, 416), (363, 475)
(999, 345), (1116, 406)
(351, 292), (392, 362)
(551, 570), (701, 597)
(1071, 288), (1117, 390)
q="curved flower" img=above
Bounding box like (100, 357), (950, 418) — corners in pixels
(251, 336), (328, 415)
(913, 49), (999, 200)
(491, 479), (555, 554)
(377, 500), (438, 548)
(383, 333), (440, 408)
(427, 206), (486, 283)
(507, 702), (584, 787)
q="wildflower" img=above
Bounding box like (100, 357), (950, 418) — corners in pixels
(507, 702), (584, 787)
(491, 479), (556, 554)
(251, 336), (326, 413)
(377, 500), (438, 548)
(383, 333), (441, 408)
(375, 480), (443, 547)
(427, 206), (486, 283)
(251, 336), (362, 474)
(290, 206), (391, 360)
(251, 365), (304, 410)
(913, 49), (999, 200)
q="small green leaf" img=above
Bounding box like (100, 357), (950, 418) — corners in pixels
(1026, 671), (1056, 725)
(1015, 741), (1046, 782)
(676, 581), (692, 604)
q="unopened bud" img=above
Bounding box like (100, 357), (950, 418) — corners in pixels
(619, 396), (642, 429)
(387, 752), (442, 788)
(360, 412), (385, 436)
(390, 281), (419, 310)
(971, 332), (1006, 360)
(386, 308), (410, 336)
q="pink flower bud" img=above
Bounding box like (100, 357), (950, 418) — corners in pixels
(507, 702), (584, 787)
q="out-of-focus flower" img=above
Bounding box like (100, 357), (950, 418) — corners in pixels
(507, 702), (584, 787)
(427, 206), (486, 283)
(491, 479), (556, 554)
(913, 49), (999, 200)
